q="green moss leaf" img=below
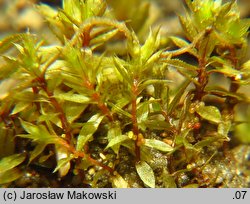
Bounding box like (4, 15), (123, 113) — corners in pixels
(11, 101), (30, 115)
(76, 114), (104, 151)
(143, 120), (171, 130)
(170, 36), (190, 48)
(0, 154), (26, 174)
(196, 105), (222, 124)
(54, 146), (72, 177)
(144, 50), (162, 68)
(211, 65), (242, 79)
(218, 121), (231, 137)
(227, 19), (250, 40)
(53, 157), (72, 176)
(113, 57), (132, 84)
(91, 29), (119, 48)
(0, 34), (31, 54)
(105, 135), (129, 151)
(0, 168), (23, 185)
(16, 35), (42, 77)
(168, 79), (191, 114)
(178, 14), (197, 41)
(111, 172), (129, 188)
(205, 86), (246, 101)
(106, 123), (124, 154)
(144, 139), (173, 152)
(170, 36), (197, 56)
(127, 30), (141, 59)
(62, 0), (82, 22)
(29, 143), (47, 163)
(110, 98), (132, 119)
(139, 79), (171, 93)
(193, 137), (218, 150)
(161, 169), (177, 188)
(137, 101), (149, 124)
(19, 119), (62, 144)
(166, 59), (198, 72)
(37, 4), (69, 42)
(64, 103), (87, 124)
(55, 92), (90, 104)
(0, 124), (15, 157)
(136, 161), (155, 188)
(198, 33), (218, 58)
(215, 1), (234, 24)
(141, 29), (160, 63)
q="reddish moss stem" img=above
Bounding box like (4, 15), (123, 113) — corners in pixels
(36, 77), (72, 142)
(194, 58), (208, 101)
(60, 140), (114, 173)
(35, 76), (114, 174)
(131, 79), (140, 162)
(194, 35), (210, 101)
(81, 27), (91, 47)
(226, 46), (240, 110)
(91, 92), (114, 121)
(32, 86), (41, 111)
(84, 78), (114, 122)
(36, 77), (114, 173)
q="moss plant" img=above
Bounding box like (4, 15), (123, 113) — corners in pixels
(0, 0), (250, 187)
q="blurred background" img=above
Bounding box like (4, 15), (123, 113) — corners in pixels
(0, 0), (249, 35)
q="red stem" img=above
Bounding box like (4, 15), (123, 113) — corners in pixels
(60, 140), (114, 173)
(84, 78), (114, 122)
(81, 27), (91, 47)
(194, 35), (209, 101)
(35, 76), (114, 174)
(36, 77), (72, 142)
(131, 79), (140, 162)
(225, 46), (240, 114)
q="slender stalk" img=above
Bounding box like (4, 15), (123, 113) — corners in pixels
(161, 110), (178, 147)
(36, 77), (72, 142)
(81, 27), (91, 47)
(226, 46), (240, 112)
(60, 140), (114, 173)
(194, 57), (208, 101)
(34, 76), (114, 174)
(32, 86), (41, 112)
(131, 79), (140, 162)
(83, 78), (114, 122)
(190, 34), (210, 141)
(71, 17), (132, 47)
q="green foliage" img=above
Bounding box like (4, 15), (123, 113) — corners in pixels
(195, 104), (222, 124)
(136, 161), (155, 188)
(0, 154), (26, 185)
(144, 139), (173, 153)
(0, 0), (249, 188)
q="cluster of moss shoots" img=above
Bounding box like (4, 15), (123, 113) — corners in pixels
(0, 0), (250, 187)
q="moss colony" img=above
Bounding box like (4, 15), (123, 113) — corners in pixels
(0, 0), (250, 187)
